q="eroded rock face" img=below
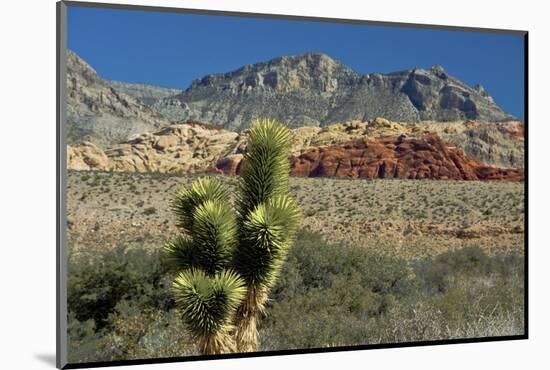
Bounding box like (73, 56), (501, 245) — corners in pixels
(66, 51), (173, 148)
(290, 118), (525, 168)
(67, 142), (111, 171)
(290, 134), (523, 181)
(67, 122), (240, 173)
(214, 133), (523, 181)
(107, 80), (181, 106)
(153, 53), (513, 131)
(68, 50), (516, 148)
(67, 118), (523, 181)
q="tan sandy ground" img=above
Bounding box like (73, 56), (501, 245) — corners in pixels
(67, 171), (524, 259)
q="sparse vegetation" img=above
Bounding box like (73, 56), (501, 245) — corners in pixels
(67, 171), (524, 258)
(67, 229), (524, 362)
(66, 165), (524, 362)
(142, 206), (156, 215)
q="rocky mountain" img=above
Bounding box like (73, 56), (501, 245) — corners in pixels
(66, 51), (172, 148)
(107, 80), (181, 106)
(153, 52), (513, 131)
(67, 118), (524, 181)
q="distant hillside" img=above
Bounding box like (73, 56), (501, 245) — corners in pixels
(67, 51), (516, 147)
(66, 51), (172, 147)
(107, 80), (181, 106)
(67, 118), (524, 181)
(152, 52), (514, 131)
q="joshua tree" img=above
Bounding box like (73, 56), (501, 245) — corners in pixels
(164, 179), (246, 354)
(164, 118), (301, 355)
(232, 119), (301, 352)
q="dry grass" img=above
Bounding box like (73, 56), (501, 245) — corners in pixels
(67, 171), (524, 258)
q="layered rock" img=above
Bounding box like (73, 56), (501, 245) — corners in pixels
(107, 80), (181, 106)
(213, 132), (523, 181)
(290, 117), (525, 168)
(67, 117), (523, 181)
(68, 51), (516, 148)
(153, 52), (513, 131)
(67, 142), (111, 171)
(289, 134), (524, 181)
(67, 121), (241, 173)
(66, 51), (172, 147)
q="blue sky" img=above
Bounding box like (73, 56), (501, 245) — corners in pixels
(68, 6), (525, 119)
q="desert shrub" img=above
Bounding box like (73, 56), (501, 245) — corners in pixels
(142, 206), (157, 215)
(412, 246), (524, 294)
(67, 229), (524, 361)
(304, 209), (316, 217)
(261, 233), (524, 350)
(98, 303), (195, 361)
(262, 230), (418, 350)
(88, 175), (101, 187)
(272, 230), (416, 298)
(67, 313), (106, 363)
(67, 246), (172, 329)
(364, 299), (524, 344)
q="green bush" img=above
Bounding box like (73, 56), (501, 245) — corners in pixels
(67, 230), (524, 361)
(412, 246), (524, 294)
(67, 246), (171, 329)
(272, 230), (416, 299)
(262, 230), (418, 350)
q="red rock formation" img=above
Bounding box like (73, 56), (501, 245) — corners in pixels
(214, 133), (524, 181)
(209, 154), (244, 176)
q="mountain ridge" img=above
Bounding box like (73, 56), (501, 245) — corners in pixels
(152, 52), (513, 130)
(67, 50), (517, 147)
(66, 50), (172, 148)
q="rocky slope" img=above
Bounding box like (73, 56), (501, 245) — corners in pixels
(290, 118), (525, 168)
(213, 132), (523, 181)
(67, 121), (242, 172)
(67, 117), (523, 181)
(107, 80), (181, 106)
(153, 52), (513, 131)
(66, 51), (172, 147)
(293, 134), (523, 181)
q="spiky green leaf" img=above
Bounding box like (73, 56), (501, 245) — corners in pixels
(237, 118), (292, 221)
(191, 199), (237, 275)
(163, 235), (197, 273)
(173, 269), (246, 337)
(234, 195), (301, 289)
(171, 177), (229, 233)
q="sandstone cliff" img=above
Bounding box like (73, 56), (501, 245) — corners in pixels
(67, 118), (523, 181)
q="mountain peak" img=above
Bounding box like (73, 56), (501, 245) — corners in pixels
(430, 64), (446, 76)
(189, 52), (358, 94)
(277, 51), (339, 64)
(66, 50), (513, 132)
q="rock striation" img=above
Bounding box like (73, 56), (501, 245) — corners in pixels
(215, 132), (523, 181)
(153, 52), (513, 131)
(289, 134), (524, 181)
(107, 80), (181, 106)
(67, 121), (242, 173)
(290, 117), (525, 168)
(66, 51), (173, 147)
(67, 117), (524, 181)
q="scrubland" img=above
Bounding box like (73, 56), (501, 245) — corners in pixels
(66, 171), (524, 363)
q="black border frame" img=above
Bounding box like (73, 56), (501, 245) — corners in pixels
(56, 1), (529, 369)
